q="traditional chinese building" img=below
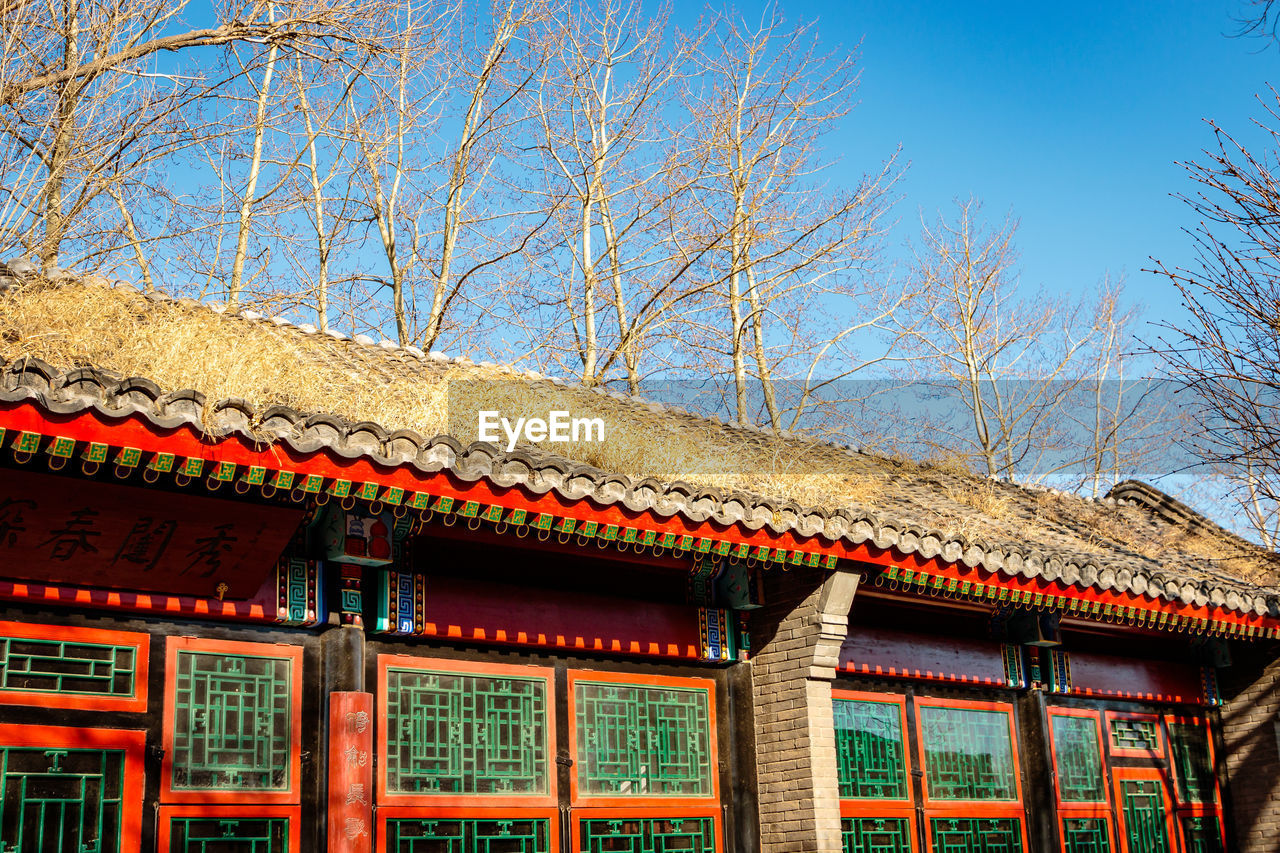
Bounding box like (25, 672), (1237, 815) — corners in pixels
(0, 270), (1279, 853)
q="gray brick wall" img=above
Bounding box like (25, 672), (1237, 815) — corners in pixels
(750, 566), (857, 853)
(1221, 649), (1280, 851)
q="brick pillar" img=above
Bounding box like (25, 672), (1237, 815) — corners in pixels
(750, 565), (859, 853)
(1220, 648), (1280, 851)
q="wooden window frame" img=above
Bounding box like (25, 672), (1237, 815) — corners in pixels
(567, 669), (720, 809)
(0, 619), (149, 712)
(913, 696), (1029, 852)
(376, 655), (557, 808)
(1046, 707), (1115, 853)
(376, 806), (560, 853)
(569, 806), (720, 853)
(1164, 713), (1227, 852)
(161, 636), (304, 805)
(832, 689), (919, 851)
(0, 722), (145, 852)
(1105, 710), (1165, 760)
(1113, 766), (1178, 853)
(157, 804), (300, 853)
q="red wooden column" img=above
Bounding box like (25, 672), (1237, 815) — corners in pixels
(328, 692), (374, 853)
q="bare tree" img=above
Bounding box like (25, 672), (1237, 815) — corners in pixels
(519, 0), (705, 389)
(674, 8), (898, 428)
(0, 0), (390, 273)
(899, 199), (1108, 480)
(1150, 96), (1280, 548)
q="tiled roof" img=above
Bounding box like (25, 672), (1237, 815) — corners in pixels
(1, 266), (1277, 618)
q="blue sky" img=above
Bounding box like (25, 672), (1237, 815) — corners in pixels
(746, 0), (1277, 329)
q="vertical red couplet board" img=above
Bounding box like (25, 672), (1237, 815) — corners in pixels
(328, 691), (374, 853)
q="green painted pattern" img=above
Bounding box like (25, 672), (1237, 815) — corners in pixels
(575, 681), (712, 797)
(834, 700), (907, 800)
(1109, 718), (1160, 753)
(840, 817), (911, 853)
(385, 668), (548, 795)
(1051, 715), (1105, 803)
(171, 651), (293, 791)
(0, 746), (125, 852)
(918, 706), (1017, 801)
(167, 817), (288, 852)
(1179, 816), (1224, 853)
(1120, 779), (1171, 853)
(579, 817), (715, 853)
(1062, 817), (1112, 853)
(929, 817), (1022, 853)
(1168, 722), (1216, 804)
(386, 818), (550, 853)
(0, 635), (136, 698)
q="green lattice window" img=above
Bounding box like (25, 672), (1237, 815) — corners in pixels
(918, 705), (1017, 801)
(171, 651), (293, 791)
(840, 817), (911, 853)
(929, 817), (1022, 853)
(1179, 815), (1224, 853)
(1062, 818), (1112, 853)
(579, 817), (715, 853)
(1120, 779), (1171, 853)
(384, 667), (548, 795)
(385, 818), (550, 853)
(1051, 715), (1105, 803)
(834, 699), (908, 800)
(0, 746), (126, 852)
(1109, 718), (1160, 753)
(0, 635), (136, 698)
(575, 680), (712, 797)
(167, 817), (288, 852)
(1168, 722), (1216, 804)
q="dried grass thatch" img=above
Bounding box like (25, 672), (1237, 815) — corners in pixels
(1, 275), (1275, 586)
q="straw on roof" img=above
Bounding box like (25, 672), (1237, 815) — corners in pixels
(1, 268), (1277, 613)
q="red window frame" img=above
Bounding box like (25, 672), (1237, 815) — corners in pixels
(569, 806), (719, 853)
(376, 655), (557, 808)
(375, 807), (559, 853)
(1046, 707), (1115, 853)
(566, 669), (720, 808)
(1113, 766), (1177, 853)
(913, 696), (1029, 852)
(160, 636), (304, 805)
(157, 804), (301, 853)
(1164, 713), (1227, 852)
(568, 670), (721, 853)
(1104, 710), (1165, 759)
(0, 619), (149, 712)
(0, 723), (145, 851)
(832, 689), (919, 852)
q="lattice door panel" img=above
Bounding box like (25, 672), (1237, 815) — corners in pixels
(385, 817), (551, 853)
(1167, 722), (1215, 805)
(917, 705), (1017, 801)
(170, 650), (294, 791)
(166, 816), (289, 853)
(1050, 715), (1105, 804)
(928, 817), (1023, 853)
(1179, 816), (1224, 853)
(1119, 778), (1172, 853)
(0, 746), (126, 853)
(384, 666), (549, 796)
(574, 680), (713, 798)
(1061, 818), (1111, 853)
(834, 699), (908, 800)
(578, 816), (716, 853)
(840, 816), (912, 853)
